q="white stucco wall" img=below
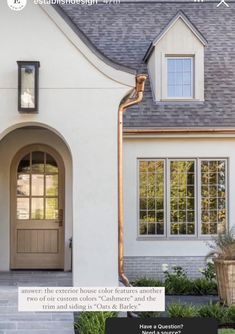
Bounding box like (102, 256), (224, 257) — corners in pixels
(123, 136), (235, 257)
(0, 1), (135, 286)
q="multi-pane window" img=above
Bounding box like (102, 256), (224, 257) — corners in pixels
(167, 58), (193, 98)
(201, 160), (226, 235)
(17, 151), (59, 220)
(138, 159), (227, 237)
(170, 161), (195, 235)
(139, 161), (165, 235)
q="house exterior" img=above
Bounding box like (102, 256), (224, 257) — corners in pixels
(0, 0), (234, 286)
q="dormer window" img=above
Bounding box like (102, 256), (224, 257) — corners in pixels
(144, 11), (207, 103)
(167, 57), (193, 99)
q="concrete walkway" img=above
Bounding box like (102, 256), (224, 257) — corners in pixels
(0, 271), (74, 334)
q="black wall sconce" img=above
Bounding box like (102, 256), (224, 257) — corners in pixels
(17, 61), (40, 113)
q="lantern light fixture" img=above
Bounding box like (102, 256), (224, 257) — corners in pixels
(17, 61), (40, 113)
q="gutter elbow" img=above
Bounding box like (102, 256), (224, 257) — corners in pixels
(136, 74), (147, 93)
(120, 74), (147, 111)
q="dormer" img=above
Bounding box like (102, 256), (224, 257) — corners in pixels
(144, 11), (207, 102)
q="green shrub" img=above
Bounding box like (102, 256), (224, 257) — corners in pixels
(164, 266), (194, 295)
(74, 312), (116, 334)
(132, 278), (163, 287)
(132, 276), (218, 295)
(165, 277), (193, 295)
(219, 330), (235, 334)
(192, 278), (217, 295)
(164, 266), (187, 280)
(167, 302), (235, 324)
(200, 262), (216, 281)
(132, 265), (218, 295)
(198, 303), (226, 323)
(137, 311), (161, 319)
(167, 303), (199, 318)
(226, 306), (235, 323)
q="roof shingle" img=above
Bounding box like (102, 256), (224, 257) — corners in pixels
(59, 1), (235, 129)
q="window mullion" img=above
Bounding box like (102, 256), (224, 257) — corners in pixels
(166, 159), (170, 238)
(44, 152), (46, 220)
(146, 169), (149, 235)
(225, 160), (228, 232)
(197, 158), (200, 238)
(29, 152), (32, 220)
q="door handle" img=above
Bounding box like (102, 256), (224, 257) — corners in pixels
(58, 209), (63, 227)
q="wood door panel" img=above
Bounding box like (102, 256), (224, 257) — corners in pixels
(17, 229), (58, 253)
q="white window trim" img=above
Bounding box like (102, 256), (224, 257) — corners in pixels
(137, 157), (228, 240)
(161, 53), (198, 102)
(166, 56), (194, 100)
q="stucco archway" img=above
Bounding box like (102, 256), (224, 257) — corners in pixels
(0, 124), (73, 271)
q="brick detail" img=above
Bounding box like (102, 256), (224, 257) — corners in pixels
(124, 256), (206, 281)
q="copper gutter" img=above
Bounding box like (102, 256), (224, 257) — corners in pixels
(118, 74), (147, 287)
(124, 128), (235, 135)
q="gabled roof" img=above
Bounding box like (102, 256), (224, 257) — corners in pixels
(143, 10), (207, 62)
(59, 2), (235, 130)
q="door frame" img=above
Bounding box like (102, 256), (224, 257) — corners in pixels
(10, 143), (65, 269)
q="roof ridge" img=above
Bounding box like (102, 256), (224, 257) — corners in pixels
(143, 9), (207, 62)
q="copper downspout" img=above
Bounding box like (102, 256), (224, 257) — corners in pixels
(118, 74), (147, 287)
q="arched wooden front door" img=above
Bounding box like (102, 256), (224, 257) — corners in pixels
(11, 144), (64, 269)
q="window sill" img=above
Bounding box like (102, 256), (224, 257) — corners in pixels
(155, 99), (204, 105)
(137, 236), (214, 241)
